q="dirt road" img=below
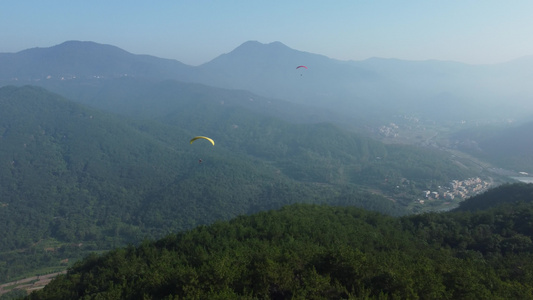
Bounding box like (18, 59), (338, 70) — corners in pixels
(0, 270), (66, 296)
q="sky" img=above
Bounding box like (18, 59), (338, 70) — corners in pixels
(2, 1), (533, 66)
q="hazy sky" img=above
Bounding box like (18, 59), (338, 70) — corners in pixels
(2, 1), (533, 65)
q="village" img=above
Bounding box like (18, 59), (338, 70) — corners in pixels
(420, 177), (491, 205)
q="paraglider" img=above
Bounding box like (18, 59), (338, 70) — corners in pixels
(296, 65), (307, 76)
(190, 136), (215, 146)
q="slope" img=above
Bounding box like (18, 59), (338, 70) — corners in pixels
(25, 183), (533, 299)
(38, 77), (488, 207)
(34, 77), (351, 127)
(0, 41), (193, 81)
(450, 120), (533, 173)
(16, 75), (485, 195)
(197, 41), (533, 122)
(4, 40), (533, 126)
(453, 182), (533, 212)
(1, 85), (410, 283)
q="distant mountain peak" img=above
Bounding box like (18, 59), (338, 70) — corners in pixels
(232, 40), (291, 53)
(202, 40), (307, 68)
(58, 40), (101, 46)
(54, 40), (130, 54)
(16, 40), (131, 59)
(0, 40), (191, 81)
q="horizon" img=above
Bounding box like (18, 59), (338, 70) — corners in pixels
(2, 1), (533, 66)
(3, 39), (532, 67)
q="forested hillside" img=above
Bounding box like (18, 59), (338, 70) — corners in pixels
(454, 182), (533, 212)
(29, 78), (485, 189)
(24, 183), (533, 299)
(0, 84), (492, 287)
(0, 85), (409, 284)
(37, 77), (352, 127)
(451, 121), (533, 173)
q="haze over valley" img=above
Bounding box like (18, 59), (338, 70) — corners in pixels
(3, 6), (533, 296)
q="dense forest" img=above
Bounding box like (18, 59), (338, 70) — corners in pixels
(1, 85), (488, 285)
(0, 85), (405, 283)
(19, 183), (533, 299)
(1, 41), (532, 299)
(0, 41), (531, 299)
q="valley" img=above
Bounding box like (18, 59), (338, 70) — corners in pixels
(1, 40), (533, 298)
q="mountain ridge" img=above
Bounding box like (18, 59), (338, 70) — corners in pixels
(3, 40), (533, 123)
(0, 40), (193, 81)
(6, 40), (532, 66)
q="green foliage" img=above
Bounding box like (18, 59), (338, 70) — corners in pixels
(0, 85), (485, 285)
(452, 121), (533, 173)
(454, 183), (533, 212)
(0, 85), (409, 283)
(26, 195), (533, 299)
(0, 289), (28, 300)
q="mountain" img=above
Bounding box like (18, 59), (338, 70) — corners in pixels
(29, 76), (354, 128)
(195, 41), (382, 107)
(450, 120), (533, 173)
(22, 183), (533, 299)
(0, 41), (193, 81)
(1, 85), (418, 284)
(197, 41), (533, 121)
(477, 121), (533, 172)
(0, 40), (524, 286)
(454, 182), (533, 212)
(6, 79), (484, 190)
(0, 83), (491, 284)
(3, 40), (533, 125)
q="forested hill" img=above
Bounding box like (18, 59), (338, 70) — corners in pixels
(24, 78), (485, 189)
(1, 85), (411, 284)
(451, 120), (533, 174)
(26, 183), (533, 299)
(454, 182), (533, 212)
(0, 84), (491, 286)
(37, 76), (351, 127)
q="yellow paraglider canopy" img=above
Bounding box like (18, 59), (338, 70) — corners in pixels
(190, 136), (215, 146)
